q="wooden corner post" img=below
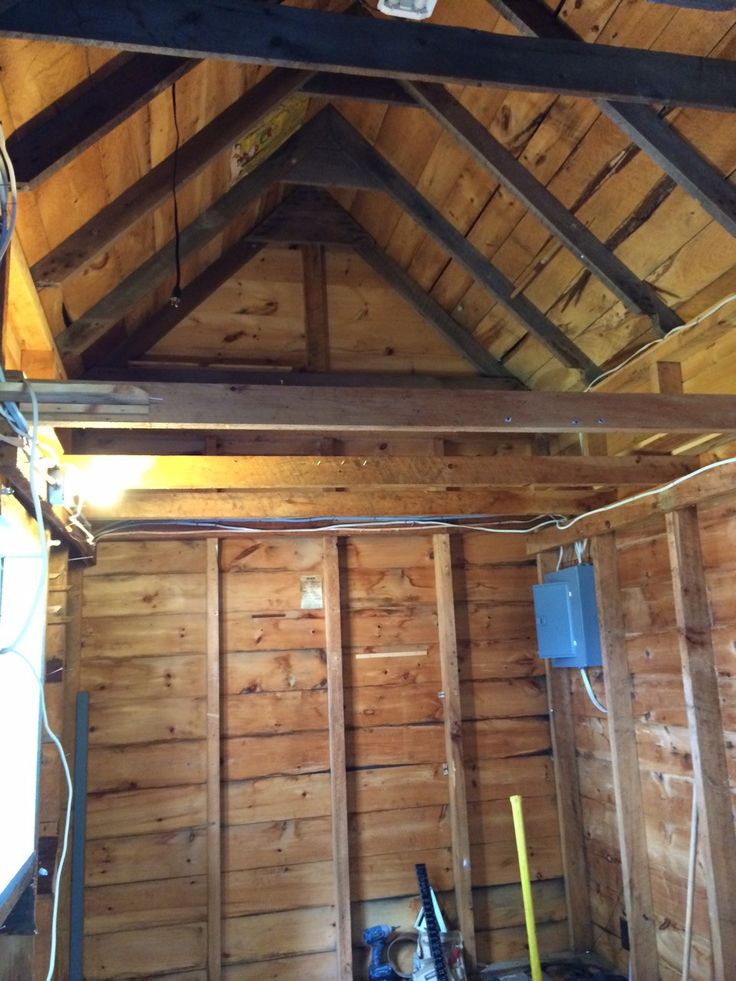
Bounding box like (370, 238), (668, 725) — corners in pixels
(323, 535), (352, 980)
(536, 552), (593, 953)
(205, 538), (222, 980)
(591, 534), (658, 981)
(666, 506), (736, 980)
(432, 533), (476, 969)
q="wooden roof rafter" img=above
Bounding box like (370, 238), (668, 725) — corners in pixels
(484, 0), (736, 238)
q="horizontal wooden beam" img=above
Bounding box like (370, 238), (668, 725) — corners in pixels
(5, 381), (736, 435)
(405, 81), (679, 334)
(61, 452), (695, 490)
(329, 109), (598, 379)
(32, 67), (311, 288)
(81, 486), (609, 520)
(8, 52), (195, 189)
(3, 1), (736, 110)
(526, 459), (736, 553)
(303, 73), (413, 106)
(84, 367), (521, 390)
(485, 0), (736, 238)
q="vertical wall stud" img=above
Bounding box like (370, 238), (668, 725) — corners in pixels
(592, 534), (658, 981)
(433, 533), (476, 969)
(302, 244), (330, 371)
(666, 506), (736, 980)
(205, 538), (222, 980)
(536, 553), (593, 953)
(323, 535), (352, 980)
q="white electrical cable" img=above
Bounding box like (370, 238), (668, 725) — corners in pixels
(585, 292), (736, 392)
(555, 452), (736, 535)
(0, 384), (71, 981)
(579, 666), (607, 714)
(682, 780), (699, 981)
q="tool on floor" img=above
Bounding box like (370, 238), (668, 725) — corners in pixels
(415, 864), (451, 981)
(364, 924), (400, 981)
(510, 795), (543, 981)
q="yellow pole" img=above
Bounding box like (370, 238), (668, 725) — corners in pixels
(510, 794), (543, 981)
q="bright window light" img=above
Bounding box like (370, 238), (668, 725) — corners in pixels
(0, 514), (45, 922)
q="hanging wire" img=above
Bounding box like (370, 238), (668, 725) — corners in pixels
(169, 82), (182, 308)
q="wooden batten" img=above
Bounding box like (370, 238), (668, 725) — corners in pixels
(592, 534), (658, 980)
(323, 536), (352, 981)
(205, 538), (222, 978)
(433, 533), (476, 969)
(536, 553), (593, 954)
(666, 507), (736, 979)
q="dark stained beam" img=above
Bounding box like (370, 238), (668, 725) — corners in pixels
(247, 187), (375, 245)
(302, 244), (330, 371)
(84, 367), (521, 389)
(303, 73), (413, 106)
(405, 81), (681, 335)
(32, 67), (311, 288)
(329, 109), (599, 380)
(8, 52), (195, 190)
(485, 0), (736, 238)
(2, 1), (736, 110)
(54, 113), (330, 372)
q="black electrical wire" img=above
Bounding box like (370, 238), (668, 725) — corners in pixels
(170, 81), (182, 307)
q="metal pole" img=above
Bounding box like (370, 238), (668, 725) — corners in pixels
(68, 691), (89, 981)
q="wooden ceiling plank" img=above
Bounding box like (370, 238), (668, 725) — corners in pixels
(329, 109), (599, 380)
(32, 67), (312, 289)
(2, 1), (736, 110)
(485, 0), (736, 238)
(6, 380), (736, 434)
(8, 52), (196, 189)
(60, 453), (697, 490)
(406, 81), (681, 335)
(93, 241), (266, 369)
(354, 235), (518, 380)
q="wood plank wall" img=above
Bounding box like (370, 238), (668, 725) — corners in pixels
(570, 498), (736, 980)
(75, 531), (566, 980)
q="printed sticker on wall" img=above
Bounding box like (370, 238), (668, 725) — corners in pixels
(230, 95), (309, 184)
(300, 575), (324, 610)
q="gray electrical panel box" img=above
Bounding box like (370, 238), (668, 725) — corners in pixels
(532, 563), (603, 668)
